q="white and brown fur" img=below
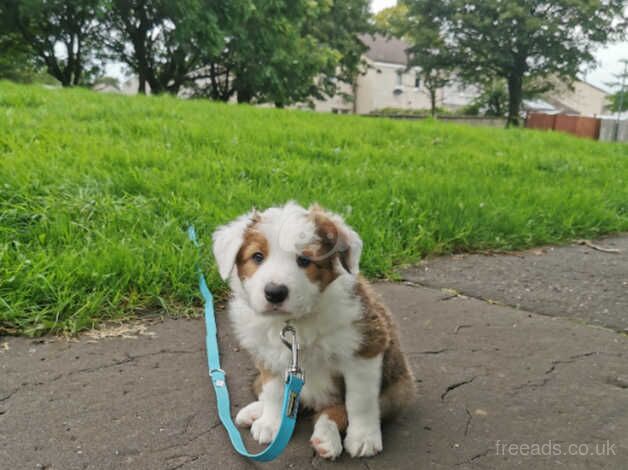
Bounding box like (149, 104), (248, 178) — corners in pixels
(212, 202), (415, 459)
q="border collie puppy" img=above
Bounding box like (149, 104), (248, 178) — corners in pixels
(212, 202), (415, 459)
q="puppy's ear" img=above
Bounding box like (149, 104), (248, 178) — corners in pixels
(212, 211), (257, 280)
(309, 204), (363, 274)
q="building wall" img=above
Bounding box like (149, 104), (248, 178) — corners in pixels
(312, 60), (480, 115)
(310, 80), (354, 113)
(551, 81), (608, 117)
(354, 60), (434, 114)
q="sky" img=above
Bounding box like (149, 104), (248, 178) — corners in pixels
(370, 0), (628, 92)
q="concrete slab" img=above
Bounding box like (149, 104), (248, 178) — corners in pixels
(1, 282), (626, 469)
(401, 235), (628, 332)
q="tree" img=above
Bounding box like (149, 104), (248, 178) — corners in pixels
(0, 0), (105, 87)
(398, 0), (455, 117)
(224, 0), (336, 106)
(403, 0), (627, 126)
(193, 0), (371, 107)
(305, 0), (372, 102)
(373, 4), (409, 39)
(606, 59), (628, 113)
(0, 33), (38, 82)
(105, 0), (227, 95)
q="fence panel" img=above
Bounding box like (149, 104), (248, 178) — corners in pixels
(526, 113), (556, 130)
(600, 119), (628, 142)
(526, 113), (601, 140)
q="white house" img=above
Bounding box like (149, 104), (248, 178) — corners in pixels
(308, 34), (436, 114)
(308, 34), (482, 115)
(310, 34), (610, 117)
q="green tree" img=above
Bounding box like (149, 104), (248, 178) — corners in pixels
(464, 77), (553, 118)
(373, 4), (409, 39)
(0, 34), (38, 82)
(196, 0), (371, 107)
(404, 0), (627, 126)
(105, 0), (227, 94)
(305, 0), (372, 102)
(225, 0), (334, 106)
(606, 59), (628, 113)
(0, 0), (105, 87)
(398, 0), (454, 117)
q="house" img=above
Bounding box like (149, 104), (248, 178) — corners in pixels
(309, 34), (437, 114)
(542, 80), (609, 116)
(309, 34), (479, 114)
(312, 34), (609, 117)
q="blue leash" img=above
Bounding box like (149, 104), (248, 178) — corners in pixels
(187, 226), (305, 462)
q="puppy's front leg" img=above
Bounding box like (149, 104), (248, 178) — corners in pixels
(342, 354), (384, 457)
(250, 376), (283, 444)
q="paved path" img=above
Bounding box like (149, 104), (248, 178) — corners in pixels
(1, 237), (627, 469)
(402, 234), (628, 332)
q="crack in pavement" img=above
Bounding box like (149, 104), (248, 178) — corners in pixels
(511, 351), (621, 393)
(407, 348), (451, 356)
(512, 376), (552, 391)
(151, 422), (221, 453)
(454, 324), (473, 334)
(464, 408), (472, 437)
(544, 351), (599, 375)
(0, 348), (203, 403)
(456, 448), (492, 466)
(166, 454), (200, 470)
(441, 377), (476, 401)
(0, 390), (17, 403)
(399, 277), (627, 335)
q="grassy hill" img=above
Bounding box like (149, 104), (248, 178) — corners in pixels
(1, 82), (627, 335)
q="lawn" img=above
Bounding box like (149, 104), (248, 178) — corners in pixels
(1, 81), (627, 335)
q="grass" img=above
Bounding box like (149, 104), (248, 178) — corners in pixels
(1, 81), (627, 335)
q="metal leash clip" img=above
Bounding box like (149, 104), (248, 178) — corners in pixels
(280, 324), (304, 385)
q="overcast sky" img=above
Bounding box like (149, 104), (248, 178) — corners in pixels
(371, 0), (628, 92)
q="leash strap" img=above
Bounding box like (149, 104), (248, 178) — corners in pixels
(187, 226), (304, 462)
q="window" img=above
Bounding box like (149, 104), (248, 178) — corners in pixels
(396, 70), (403, 86)
(414, 74), (421, 88)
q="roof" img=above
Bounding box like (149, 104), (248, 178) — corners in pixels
(359, 33), (410, 65)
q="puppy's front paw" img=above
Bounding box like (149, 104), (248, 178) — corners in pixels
(344, 425), (383, 458)
(310, 415), (343, 460)
(250, 414), (280, 444)
(235, 401), (264, 428)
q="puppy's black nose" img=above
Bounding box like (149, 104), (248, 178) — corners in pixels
(264, 283), (289, 304)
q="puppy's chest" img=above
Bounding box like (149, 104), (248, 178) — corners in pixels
(237, 322), (359, 409)
(292, 339), (347, 409)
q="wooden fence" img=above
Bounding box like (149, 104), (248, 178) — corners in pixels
(526, 113), (601, 140)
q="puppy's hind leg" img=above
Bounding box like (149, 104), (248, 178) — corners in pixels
(310, 405), (347, 460)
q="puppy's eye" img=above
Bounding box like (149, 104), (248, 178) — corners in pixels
(296, 255), (311, 268)
(252, 252), (264, 264)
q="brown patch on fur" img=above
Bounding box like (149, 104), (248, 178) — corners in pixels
(353, 277), (391, 358)
(252, 364), (276, 397)
(235, 223), (268, 280)
(303, 204), (354, 291)
(300, 245), (338, 291)
(353, 275), (417, 418)
(315, 404), (348, 432)
(380, 375), (417, 419)
(309, 204), (353, 273)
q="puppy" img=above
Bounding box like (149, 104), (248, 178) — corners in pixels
(212, 202), (415, 459)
